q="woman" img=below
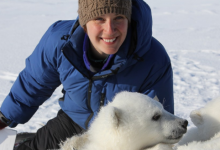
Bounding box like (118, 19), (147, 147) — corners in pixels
(0, 0), (174, 149)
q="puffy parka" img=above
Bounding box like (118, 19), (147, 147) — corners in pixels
(1, 0), (174, 130)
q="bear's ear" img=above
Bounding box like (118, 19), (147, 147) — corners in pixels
(190, 109), (204, 126)
(105, 106), (122, 128)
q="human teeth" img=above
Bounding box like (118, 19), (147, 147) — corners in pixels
(103, 38), (116, 43)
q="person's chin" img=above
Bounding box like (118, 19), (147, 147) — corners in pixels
(104, 48), (119, 55)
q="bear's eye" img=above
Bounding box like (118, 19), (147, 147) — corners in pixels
(152, 114), (161, 121)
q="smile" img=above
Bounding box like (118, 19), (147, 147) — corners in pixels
(102, 38), (116, 43)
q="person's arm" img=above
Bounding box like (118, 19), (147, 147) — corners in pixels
(0, 121), (6, 130)
(0, 21), (63, 128)
(0, 111), (10, 129)
(139, 62), (174, 114)
(138, 37), (174, 114)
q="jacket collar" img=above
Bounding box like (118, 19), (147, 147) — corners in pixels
(62, 20), (133, 79)
(83, 34), (114, 73)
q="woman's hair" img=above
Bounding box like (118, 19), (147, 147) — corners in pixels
(78, 0), (132, 27)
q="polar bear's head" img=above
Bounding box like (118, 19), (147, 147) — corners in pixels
(190, 96), (220, 140)
(88, 91), (188, 150)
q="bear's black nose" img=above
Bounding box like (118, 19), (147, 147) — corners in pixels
(181, 120), (188, 129)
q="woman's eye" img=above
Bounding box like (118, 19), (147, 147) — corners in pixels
(115, 16), (124, 20)
(95, 18), (104, 21)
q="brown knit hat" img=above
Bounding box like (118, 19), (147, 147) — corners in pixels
(78, 0), (132, 27)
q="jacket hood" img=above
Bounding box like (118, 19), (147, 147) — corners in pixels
(113, 0), (152, 71)
(130, 0), (152, 56)
(65, 0), (152, 76)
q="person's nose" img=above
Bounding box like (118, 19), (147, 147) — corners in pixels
(104, 20), (115, 34)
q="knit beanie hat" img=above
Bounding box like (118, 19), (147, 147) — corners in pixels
(78, 0), (132, 27)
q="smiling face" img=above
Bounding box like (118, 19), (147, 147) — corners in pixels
(85, 13), (128, 59)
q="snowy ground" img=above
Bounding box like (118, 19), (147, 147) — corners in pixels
(0, 0), (219, 133)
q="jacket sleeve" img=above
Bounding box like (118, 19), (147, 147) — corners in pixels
(0, 21), (63, 127)
(141, 63), (174, 114)
(139, 38), (174, 114)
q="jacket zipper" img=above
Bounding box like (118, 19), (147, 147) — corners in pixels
(99, 93), (106, 111)
(62, 47), (120, 129)
(87, 79), (93, 111)
(85, 78), (94, 129)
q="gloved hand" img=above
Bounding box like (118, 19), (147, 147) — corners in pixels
(0, 111), (9, 130)
(0, 119), (7, 129)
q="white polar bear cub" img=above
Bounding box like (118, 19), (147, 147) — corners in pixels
(178, 96), (220, 145)
(60, 91), (188, 150)
(177, 131), (220, 150)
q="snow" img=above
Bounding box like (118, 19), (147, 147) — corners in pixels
(0, 0), (219, 133)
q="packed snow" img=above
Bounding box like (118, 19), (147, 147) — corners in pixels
(0, 0), (219, 133)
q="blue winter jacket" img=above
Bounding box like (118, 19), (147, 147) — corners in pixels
(1, 0), (174, 130)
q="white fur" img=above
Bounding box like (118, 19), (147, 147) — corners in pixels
(176, 131), (220, 150)
(144, 143), (173, 150)
(147, 96), (220, 150)
(60, 91), (187, 150)
(173, 96), (220, 150)
(178, 96), (220, 145)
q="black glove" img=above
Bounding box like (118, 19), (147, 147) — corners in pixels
(0, 111), (11, 129)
